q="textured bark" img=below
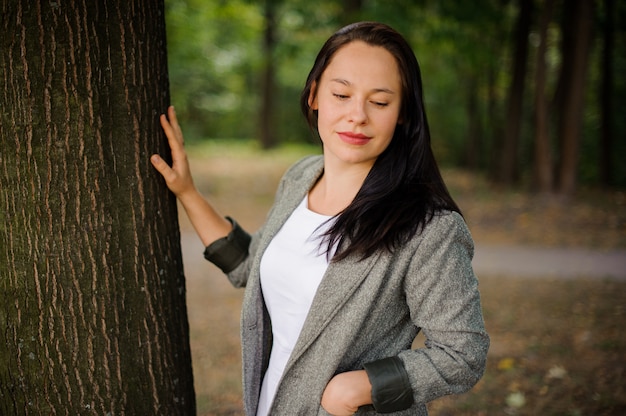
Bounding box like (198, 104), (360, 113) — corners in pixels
(0, 1), (195, 414)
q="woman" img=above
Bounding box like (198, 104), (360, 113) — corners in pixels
(151, 21), (489, 416)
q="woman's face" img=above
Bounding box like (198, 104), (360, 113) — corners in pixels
(309, 41), (402, 170)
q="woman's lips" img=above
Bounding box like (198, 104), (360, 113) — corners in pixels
(338, 132), (371, 145)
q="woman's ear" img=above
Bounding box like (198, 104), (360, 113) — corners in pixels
(308, 81), (318, 110)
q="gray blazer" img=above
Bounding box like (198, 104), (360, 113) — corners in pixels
(207, 155), (489, 415)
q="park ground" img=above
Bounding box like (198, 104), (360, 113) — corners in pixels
(178, 141), (626, 415)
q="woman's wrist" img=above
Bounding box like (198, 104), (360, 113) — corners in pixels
(321, 370), (372, 414)
(176, 185), (202, 207)
(177, 188), (232, 246)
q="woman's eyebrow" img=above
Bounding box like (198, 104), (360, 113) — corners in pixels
(330, 78), (396, 95)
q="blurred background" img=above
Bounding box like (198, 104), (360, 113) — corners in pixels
(165, 0), (626, 193)
(162, 1), (626, 415)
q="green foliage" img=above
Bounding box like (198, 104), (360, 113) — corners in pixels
(164, 0), (626, 188)
(165, 0), (264, 141)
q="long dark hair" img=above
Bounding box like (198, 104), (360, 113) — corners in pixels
(300, 22), (461, 261)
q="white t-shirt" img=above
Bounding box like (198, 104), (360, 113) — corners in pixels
(256, 195), (335, 416)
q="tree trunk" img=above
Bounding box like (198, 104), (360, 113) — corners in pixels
(464, 74), (483, 170)
(599, 0), (614, 186)
(487, 65), (504, 181)
(0, 1), (195, 414)
(342, 0), (364, 25)
(533, 0), (556, 192)
(259, 0), (278, 149)
(499, 0), (533, 184)
(556, 0), (595, 195)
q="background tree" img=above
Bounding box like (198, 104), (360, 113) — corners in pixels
(341, 0), (364, 25)
(0, 1), (195, 414)
(259, 0), (279, 148)
(599, 0), (614, 187)
(554, 0), (595, 195)
(533, 0), (556, 192)
(162, 0), (625, 191)
(165, 0), (263, 141)
(499, 0), (533, 185)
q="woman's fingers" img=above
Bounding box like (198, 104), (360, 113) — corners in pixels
(167, 106), (183, 138)
(160, 107), (185, 155)
(159, 107), (190, 163)
(150, 154), (177, 184)
(152, 107), (195, 196)
(151, 153), (191, 197)
(160, 114), (181, 147)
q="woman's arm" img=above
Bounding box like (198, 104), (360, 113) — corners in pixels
(327, 213), (487, 414)
(150, 106), (232, 246)
(399, 212), (489, 404)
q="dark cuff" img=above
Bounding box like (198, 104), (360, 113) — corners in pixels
(363, 356), (414, 413)
(203, 217), (251, 273)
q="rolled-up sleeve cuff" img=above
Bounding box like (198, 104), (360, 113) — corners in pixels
(203, 217), (251, 273)
(363, 356), (414, 413)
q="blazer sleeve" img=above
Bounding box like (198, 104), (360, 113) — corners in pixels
(364, 212), (489, 411)
(201, 217), (256, 288)
(203, 217), (251, 274)
(401, 212), (489, 404)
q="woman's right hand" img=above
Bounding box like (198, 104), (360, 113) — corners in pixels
(151, 106), (232, 246)
(151, 106), (195, 199)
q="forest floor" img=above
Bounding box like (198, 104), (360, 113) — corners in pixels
(179, 141), (626, 416)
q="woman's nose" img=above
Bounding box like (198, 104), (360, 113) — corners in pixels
(348, 100), (368, 124)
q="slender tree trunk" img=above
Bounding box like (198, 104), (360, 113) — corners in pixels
(487, 66), (504, 180)
(499, 0), (533, 184)
(556, 0), (595, 195)
(600, 0), (614, 186)
(533, 0), (556, 192)
(259, 0), (278, 149)
(342, 0), (364, 25)
(465, 75), (483, 170)
(0, 1), (195, 414)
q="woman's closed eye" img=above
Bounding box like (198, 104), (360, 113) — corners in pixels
(333, 93), (349, 100)
(331, 90), (390, 109)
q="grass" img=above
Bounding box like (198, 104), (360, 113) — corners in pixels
(180, 140), (626, 415)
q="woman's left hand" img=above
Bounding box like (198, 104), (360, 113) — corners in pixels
(321, 370), (372, 415)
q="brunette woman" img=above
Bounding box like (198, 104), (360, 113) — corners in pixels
(151, 21), (489, 416)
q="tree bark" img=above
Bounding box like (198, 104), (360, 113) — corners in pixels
(499, 0), (533, 184)
(555, 0), (595, 195)
(0, 1), (195, 414)
(533, 0), (556, 192)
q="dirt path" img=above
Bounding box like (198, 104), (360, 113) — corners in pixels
(181, 231), (626, 280)
(473, 243), (626, 280)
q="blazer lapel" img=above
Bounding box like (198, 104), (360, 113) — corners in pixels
(257, 155), (380, 375)
(286, 249), (381, 366)
(255, 157), (324, 257)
